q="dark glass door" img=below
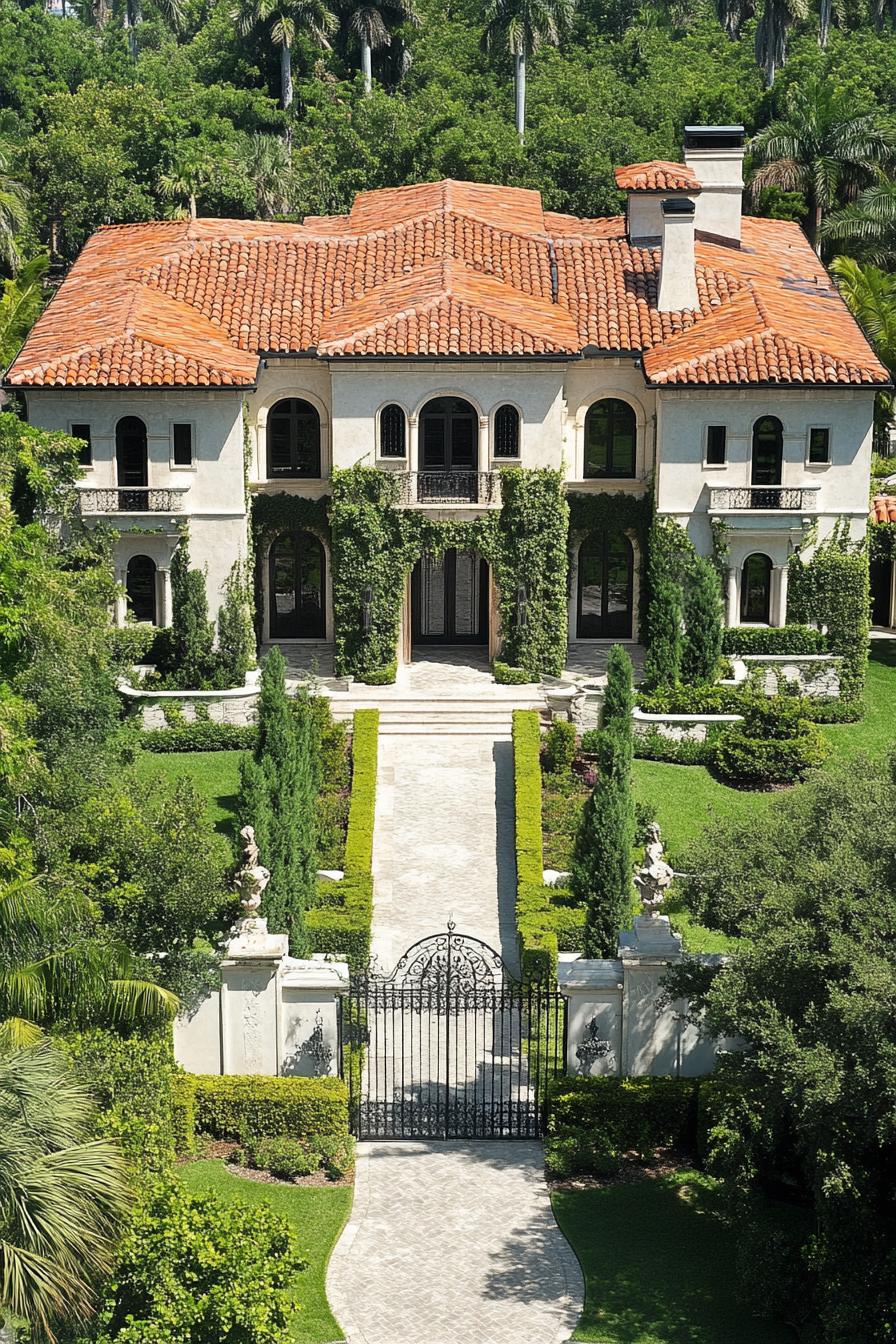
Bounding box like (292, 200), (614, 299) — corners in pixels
(116, 417), (148, 509)
(420, 398), (478, 501)
(412, 549), (488, 645)
(751, 417), (783, 508)
(871, 556), (893, 627)
(576, 532), (634, 639)
(126, 555), (157, 623)
(269, 532), (325, 639)
(740, 554), (772, 624)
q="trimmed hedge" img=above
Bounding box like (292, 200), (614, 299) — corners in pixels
(493, 661), (532, 685)
(188, 1074), (349, 1140)
(722, 624), (828, 656)
(633, 728), (719, 765)
(140, 721), (257, 752)
(638, 684), (746, 715)
(306, 708), (378, 968)
(545, 1076), (699, 1177)
(512, 709), (585, 980)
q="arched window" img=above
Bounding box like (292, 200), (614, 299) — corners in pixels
(740, 553), (773, 624)
(380, 404), (406, 458)
(268, 531), (326, 639)
(751, 416), (783, 504)
(126, 555), (157, 624)
(116, 416), (148, 508)
(576, 531), (634, 639)
(493, 404), (520, 458)
(419, 396), (478, 500)
(267, 399), (321, 479)
(584, 399), (636, 478)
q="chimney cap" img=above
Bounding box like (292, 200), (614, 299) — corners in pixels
(684, 125), (745, 150)
(662, 197), (696, 216)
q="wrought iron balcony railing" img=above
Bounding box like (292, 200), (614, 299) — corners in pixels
(389, 471), (501, 506)
(77, 486), (189, 514)
(709, 485), (821, 512)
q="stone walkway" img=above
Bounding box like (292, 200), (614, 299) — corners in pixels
(370, 733), (518, 973)
(327, 1141), (583, 1344)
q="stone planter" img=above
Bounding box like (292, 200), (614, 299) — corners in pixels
(632, 707), (744, 743)
(738, 653), (842, 698)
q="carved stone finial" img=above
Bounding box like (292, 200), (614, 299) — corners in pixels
(234, 824), (271, 924)
(633, 821), (675, 916)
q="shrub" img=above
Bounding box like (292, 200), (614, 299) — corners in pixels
(307, 1132), (356, 1180)
(638, 684), (746, 714)
(546, 1076), (699, 1176)
(543, 720), (577, 774)
(682, 556), (724, 684)
(512, 709), (559, 980)
(493, 661), (532, 685)
(356, 661), (396, 685)
(712, 697), (829, 788)
(216, 558), (256, 686)
(191, 1074), (349, 1141)
(602, 644), (634, 729)
(140, 722), (257, 752)
(633, 729), (718, 764)
(722, 624), (828, 655)
(165, 534), (216, 686)
(107, 622), (156, 670)
(787, 527), (870, 701)
(307, 709), (378, 968)
(91, 1177), (304, 1344)
(643, 576), (682, 688)
(247, 1135), (318, 1180)
(572, 721), (635, 958)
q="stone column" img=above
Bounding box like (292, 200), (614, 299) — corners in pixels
(157, 564), (172, 628)
(408, 414), (419, 473)
(774, 563), (788, 627)
(114, 567), (128, 627)
(279, 954), (350, 1077)
(220, 918), (289, 1076)
(726, 567), (738, 627)
(558, 953), (623, 1077)
(618, 915), (685, 1076)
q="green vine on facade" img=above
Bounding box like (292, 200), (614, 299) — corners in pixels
(787, 521), (870, 702)
(249, 492), (331, 646)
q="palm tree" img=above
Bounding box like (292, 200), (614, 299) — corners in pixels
(340, 0), (420, 95)
(750, 79), (896, 250)
(232, 0), (338, 113)
(238, 134), (292, 218)
(159, 146), (216, 220)
(481, 0), (578, 143)
(0, 1044), (131, 1340)
(0, 145), (28, 274)
(830, 254), (896, 432)
(753, 0), (807, 86)
(0, 256), (47, 370)
(0, 874), (176, 1051)
(824, 182), (896, 266)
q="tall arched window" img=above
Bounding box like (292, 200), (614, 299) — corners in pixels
(116, 416), (148, 508)
(267, 399), (321, 478)
(584, 399), (636, 478)
(379, 404), (406, 458)
(740, 553), (772, 624)
(493, 405), (520, 458)
(126, 555), (157, 624)
(419, 396), (478, 500)
(751, 416), (783, 505)
(576, 531), (634, 638)
(268, 531), (326, 639)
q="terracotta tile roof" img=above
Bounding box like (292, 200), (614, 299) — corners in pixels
(614, 161), (701, 192)
(871, 494), (896, 523)
(6, 177), (888, 388)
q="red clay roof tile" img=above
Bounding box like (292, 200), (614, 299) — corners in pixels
(872, 494), (896, 523)
(6, 178), (887, 388)
(614, 161), (701, 192)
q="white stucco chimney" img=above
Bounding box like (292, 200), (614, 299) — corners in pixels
(657, 197), (699, 312)
(683, 125), (745, 245)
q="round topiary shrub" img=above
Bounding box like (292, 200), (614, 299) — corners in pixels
(712, 696), (829, 788)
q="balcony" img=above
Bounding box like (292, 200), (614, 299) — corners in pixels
(389, 471), (501, 507)
(709, 485), (820, 513)
(77, 486), (189, 515)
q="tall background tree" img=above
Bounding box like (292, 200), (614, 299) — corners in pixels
(340, 0), (420, 93)
(481, 0), (578, 141)
(232, 0), (338, 113)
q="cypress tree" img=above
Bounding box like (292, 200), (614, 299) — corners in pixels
(168, 533), (215, 684)
(217, 558), (256, 686)
(238, 646), (319, 954)
(643, 576), (682, 690)
(572, 701), (635, 958)
(602, 643), (634, 730)
(682, 556), (723, 685)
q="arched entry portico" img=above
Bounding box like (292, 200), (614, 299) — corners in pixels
(268, 530), (326, 639)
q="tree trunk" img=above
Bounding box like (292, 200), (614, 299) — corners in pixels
(813, 198), (823, 255)
(361, 39), (372, 95)
(189, 192), (197, 220)
(124, 0), (141, 59)
(515, 50), (526, 143)
(280, 40), (294, 111)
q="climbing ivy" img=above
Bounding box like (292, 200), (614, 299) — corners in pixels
(249, 492), (331, 646)
(788, 521), (870, 702)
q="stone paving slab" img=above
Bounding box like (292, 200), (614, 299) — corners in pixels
(327, 1141), (583, 1344)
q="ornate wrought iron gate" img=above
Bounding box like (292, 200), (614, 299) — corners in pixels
(341, 924), (567, 1140)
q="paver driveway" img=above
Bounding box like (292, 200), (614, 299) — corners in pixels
(327, 1140), (583, 1344)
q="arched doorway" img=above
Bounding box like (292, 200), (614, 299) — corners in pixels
(419, 397), (478, 501)
(576, 532), (634, 639)
(268, 531), (326, 639)
(412, 549), (488, 645)
(751, 416), (783, 507)
(740, 553), (772, 624)
(116, 417), (148, 509)
(126, 555), (157, 624)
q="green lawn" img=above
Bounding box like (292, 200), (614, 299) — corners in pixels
(180, 1160), (352, 1344)
(552, 1170), (793, 1344)
(133, 749), (243, 834)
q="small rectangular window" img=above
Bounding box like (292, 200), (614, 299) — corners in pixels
(705, 425), (727, 466)
(808, 427), (830, 464)
(71, 423), (92, 467)
(172, 423), (193, 467)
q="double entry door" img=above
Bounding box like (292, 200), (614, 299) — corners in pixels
(412, 549), (488, 645)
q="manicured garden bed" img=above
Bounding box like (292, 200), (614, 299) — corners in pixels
(180, 1159), (351, 1344)
(552, 1170), (794, 1344)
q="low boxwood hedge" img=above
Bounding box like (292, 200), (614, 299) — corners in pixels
(721, 624), (828, 655)
(188, 1074), (349, 1141)
(140, 721), (257, 752)
(306, 708), (378, 969)
(545, 1076), (699, 1177)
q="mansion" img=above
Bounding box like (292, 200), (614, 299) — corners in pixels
(5, 127), (886, 664)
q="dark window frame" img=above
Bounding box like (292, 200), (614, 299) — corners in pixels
(493, 404), (521, 459)
(379, 404), (407, 458)
(584, 399), (637, 479)
(266, 398), (322, 479)
(705, 424), (727, 466)
(71, 423), (92, 468)
(171, 422), (194, 467)
(808, 426), (831, 465)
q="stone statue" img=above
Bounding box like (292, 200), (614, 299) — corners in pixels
(633, 822), (675, 916)
(234, 824), (270, 923)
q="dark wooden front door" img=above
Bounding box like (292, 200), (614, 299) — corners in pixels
(269, 531), (326, 639)
(576, 532), (634, 639)
(412, 549), (488, 645)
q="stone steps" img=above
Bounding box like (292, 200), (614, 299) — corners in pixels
(327, 693), (544, 735)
